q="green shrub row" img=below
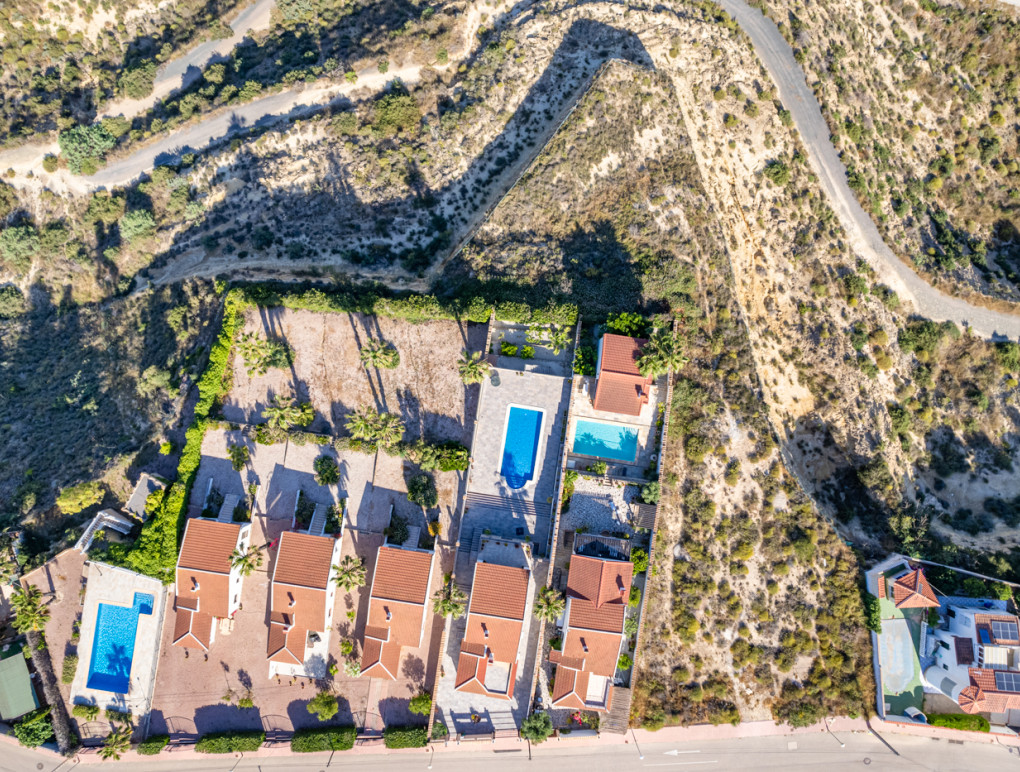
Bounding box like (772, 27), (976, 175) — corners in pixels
(382, 725), (428, 748)
(136, 734), (169, 755)
(926, 713), (989, 732)
(195, 730), (265, 753)
(127, 290), (244, 579)
(291, 726), (357, 752)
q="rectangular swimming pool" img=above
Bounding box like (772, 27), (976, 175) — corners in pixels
(500, 406), (544, 489)
(86, 592), (154, 694)
(572, 419), (639, 462)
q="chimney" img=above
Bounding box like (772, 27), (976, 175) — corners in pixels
(482, 623), (489, 638)
(385, 607), (392, 621)
(581, 638), (588, 653)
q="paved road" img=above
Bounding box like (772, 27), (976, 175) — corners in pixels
(718, 0), (1020, 339)
(7, 731), (1018, 771)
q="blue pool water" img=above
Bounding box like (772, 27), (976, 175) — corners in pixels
(86, 592), (154, 694)
(500, 406), (543, 489)
(572, 419), (639, 462)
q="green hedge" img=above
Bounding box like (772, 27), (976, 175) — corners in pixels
(195, 730), (265, 753)
(383, 726), (428, 749)
(127, 290), (244, 579)
(927, 714), (989, 732)
(136, 734), (169, 755)
(291, 726), (357, 752)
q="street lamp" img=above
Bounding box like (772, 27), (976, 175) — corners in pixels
(631, 727), (644, 760)
(826, 717), (845, 748)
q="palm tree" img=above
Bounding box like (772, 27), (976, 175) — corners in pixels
(637, 329), (688, 378)
(345, 406), (404, 448)
(533, 586), (565, 623)
(230, 545), (263, 577)
(263, 394), (313, 429)
(432, 581), (467, 619)
(10, 584), (48, 633)
(227, 443), (249, 472)
(332, 555), (366, 593)
(375, 411), (404, 448)
(99, 726), (132, 760)
(359, 339), (400, 369)
(457, 350), (491, 385)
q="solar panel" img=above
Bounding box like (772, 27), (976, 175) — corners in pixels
(992, 620), (1019, 641)
(994, 671), (1020, 693)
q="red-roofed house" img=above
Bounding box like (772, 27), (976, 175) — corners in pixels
(592, 334), (652, 417)
(173, 518), (252, 650)
(455, 561), (532, 699)
(361, 545), (435, 680)
(549, 554), (633, 711)
(267, 530), (343, 676)
(891, 567), (939, 609)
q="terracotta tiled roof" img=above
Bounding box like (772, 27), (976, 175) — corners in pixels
(178, 519), (242, 575)
(593, 335), (652, 417)
(550, 667), (614, 712)
(370, 547), (433, 603)
(892, 567), (939, 609)
(964, 668), (1020, 714)
(469, 563), (530, 619)
(876, 574), (886, 600)
(975, 614), (1020, 645)
(172, 606), (213, 650)
(955, 637), (975, 666)
(560, 627), (622, 678)
(267, 532), (337, 663)
(360, 546), (434, 680)
(273, 531), (336, 589)
(566, 555), (632, 633)
(958, 685), (985, 714)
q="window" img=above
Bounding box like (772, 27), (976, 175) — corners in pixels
(994, 671), (1020, 693)
(939, 640), (950, 650)
(992, 620), (1019, 641)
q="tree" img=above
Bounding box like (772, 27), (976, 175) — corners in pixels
(637, 329), (687, 378)
(0, 284), (25, 318)
(345, 406), (404, 448)
(237, 332), (292, 375)
(228, 443), (250, 472)
(605, 312), (650, 337)
(56, 481), (104, 514)
(359, 339), (400, 369)
(230, 546), (263, 577)
(763, 159), (791, 185)
(407, 473), (438, 508)
(58, 124), (116, 175)
(533, 586), (565, 623)
(332, 555), (366, 592)
(520, 712), (553, 743)
(314, 456), (340, 485)
(119, 209), (156, 243)
(12, 708), (54, 748)
(457, 350), (491, 384)
(432, 581), (467, 618)
(408, 692), (431, 716)
(0, 225), (40, 273)
(307, 690), (339, 721)
(99, 726), (132, 760)
(11, 584), (49, 633)
(263, 394), (314, 429)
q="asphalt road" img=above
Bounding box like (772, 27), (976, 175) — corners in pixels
(5, 731), (1019, 772)
(717, 0), (1020, 339)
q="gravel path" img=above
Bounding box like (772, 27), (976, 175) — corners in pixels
(718, 0), (1020, 340)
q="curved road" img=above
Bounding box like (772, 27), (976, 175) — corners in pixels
(718, 0), (1020, 339)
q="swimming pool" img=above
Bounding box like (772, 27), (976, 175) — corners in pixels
(86, 592), (154, 694)
(572, 419), (639, 462)
(500, 406), (544, 489)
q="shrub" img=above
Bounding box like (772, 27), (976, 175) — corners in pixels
(195, 730), (265, 753)
(628, 586), (641, 608)
(763, 160), (791, 185)
(137, 734), (169, 755)
(56, 481), (103, 514)
(0, 225), (40, 273)
(58, 124), (116, 174)
(0, 284), (25, 317)
(520, 712), (553, 743)
(618, 653), (633, 670)
(382, 726), (427, 748)
(61, 654), (78, 684)
(408, 692), (432, 716)
(631, 548), (649, 573)
(119, 208), (157, 243)
(42, 155), (59, 173)
(72, 703), (98, 721)
(521, 345), (535, 359)
(431, 721), (448, 740)
(306, 690), (339, 721)
(863, 591), (882, 633)
(291, 726), (356, 752)
(407, 473), (438, 508)
(13, 708), (54, 748)
(314, 455), (340, 485)
(372, 93), (422, 137)
(605, 311), (650, 337)
(500, 340), (518, 356)
(573, 346), (596, 375)
(639, 482), (660, 504)
(927, 714), (989, 732)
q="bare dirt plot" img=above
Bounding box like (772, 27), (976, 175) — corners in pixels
(223, 307), (485, 445)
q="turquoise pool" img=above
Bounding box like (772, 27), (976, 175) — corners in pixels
(572, 419), (639, 462)
(500, 406), (543, 489)
(86, 592), (154, 694)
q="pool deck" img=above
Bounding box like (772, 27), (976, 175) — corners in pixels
(69, 563), (168, 718)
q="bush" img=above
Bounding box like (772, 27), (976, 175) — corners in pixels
(407, 473), (438, 508)
(605, 311), (650, 337)
(58, 124), (117, 175)
(314, 455), (340, 485)
(573, 345), (596, 375)
(306, 690), (339, 721)
(195, 730), (265, 753)
(42, 155), (59, 173)
(13, 708), (54, 747)
(763, 160), (791, 185)
(618, 653), (633, 670)
(382, 726), (427, 748)
(120, 210), (156, 243)
(631, 548), (649, 573)
(927, 713), (989, 732)
(0, 284), (25, 317)
(863, 591), (882, 633)
(520, 712), (553, 743)
(408, 692), (432, 716)
(56, 481), (103, 515)
(72, 703), (99, 721)
(291, 726), (357, 752)
(500, 340), (518, 356)
(137, 734), (169, 755)
(639, 482), (660, 504)
(0, 225), (40, 273)
(62, 654), (78, 684)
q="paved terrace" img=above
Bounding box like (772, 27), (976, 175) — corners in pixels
(560, 476), (642, 538)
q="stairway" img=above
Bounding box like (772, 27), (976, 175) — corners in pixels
(217, 494), (240, 523)
(463, 492), (548, 519)
(308, 504), (328, 536)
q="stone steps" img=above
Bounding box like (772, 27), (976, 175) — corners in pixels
(217, 494), (240, 523)
(308, 503), (328, 536)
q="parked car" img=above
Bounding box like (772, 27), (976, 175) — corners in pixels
(904, 706), (928, 724)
